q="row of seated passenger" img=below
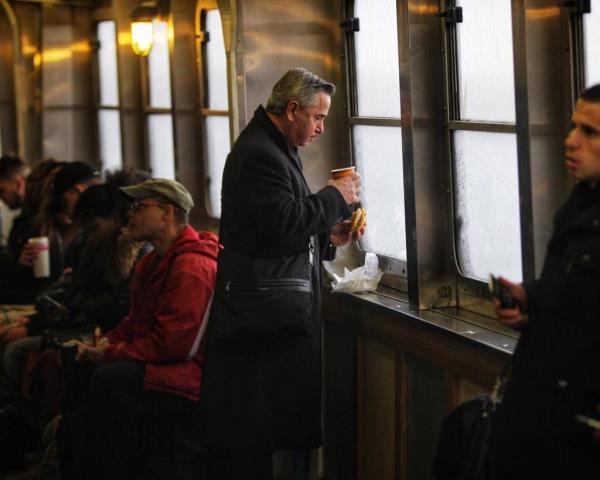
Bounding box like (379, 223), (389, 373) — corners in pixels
(0, 157), (217, 479)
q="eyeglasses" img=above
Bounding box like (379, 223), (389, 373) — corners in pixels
(128, 200), (168, 212)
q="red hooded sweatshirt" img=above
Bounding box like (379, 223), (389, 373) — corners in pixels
(105, 226), (218, 401)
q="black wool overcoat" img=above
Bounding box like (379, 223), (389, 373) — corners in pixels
(199, 106), (351, 450)
(490, 182), (600, 478)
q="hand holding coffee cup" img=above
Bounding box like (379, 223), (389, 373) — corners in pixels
(330, 166), (356, 179)
(328, 167), (361, 205)
(19, 243), (37, 267)
(23, 237), (50, 278)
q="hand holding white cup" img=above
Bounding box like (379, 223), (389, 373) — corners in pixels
(25, 237), (50, 278)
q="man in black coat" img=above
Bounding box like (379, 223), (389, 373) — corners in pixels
(492, 84), (600, 479)
(200, 68), (363, 479)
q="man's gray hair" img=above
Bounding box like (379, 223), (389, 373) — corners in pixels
(265, 68), (336, 115)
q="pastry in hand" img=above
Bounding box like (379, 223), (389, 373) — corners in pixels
(350, 208), (366, 232)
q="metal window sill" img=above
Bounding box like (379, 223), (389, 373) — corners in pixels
(323, 286), (517, 356)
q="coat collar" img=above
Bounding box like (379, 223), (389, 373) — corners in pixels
(139, 225), (206, 282)
(253, 106), (306, 179)
(549, 182), (600, 249)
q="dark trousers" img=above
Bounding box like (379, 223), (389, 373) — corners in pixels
(58, 361), (145, 480)
(211, 448), (273, 480)
(292, 449), (310, 480)
(89, 361), (146, 480)
(59, 361), (208, 480)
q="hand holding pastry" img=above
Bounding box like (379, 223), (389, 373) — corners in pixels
(330, 208), (367, 247)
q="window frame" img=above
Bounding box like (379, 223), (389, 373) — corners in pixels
(440, 0), (533, 306)
(196, 0), (232, 219)
(568, 1), (597, 96)
(342, 0), (410, 291)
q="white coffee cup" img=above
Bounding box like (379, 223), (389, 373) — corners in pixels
(28, 236), (50, 278)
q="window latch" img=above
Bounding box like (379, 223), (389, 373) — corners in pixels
(197, 31), (210, 42)
(439, 6), (463, 24)
(563, 0), (591, 14)
(89, 39), (100, 52)
(340, 17), (360, 33)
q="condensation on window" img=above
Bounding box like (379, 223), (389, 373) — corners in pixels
(205, 116), (230, 218)
(148, 114), (175, 179)
(205, 10), (229, 111)
(97, 21), (119, 107)
(584, 5), (600, 87)
(454, 130), (522, 282)
(98, 110), (122, 172)
(353, 125), (406, 260)
(148, 21), (172, 109)
(456, 0), (515, 123)
(354, 0), (400, 118)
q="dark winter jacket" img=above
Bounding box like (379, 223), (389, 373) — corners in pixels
(491, 182), (600, 477)
(105, 226), (219, 402)
(26, 231), (143, 336)
(199, 105), (351, 450)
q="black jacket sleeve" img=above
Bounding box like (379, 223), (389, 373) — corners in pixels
(240, 151), (351, 243)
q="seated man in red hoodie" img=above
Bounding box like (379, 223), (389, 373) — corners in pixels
(68, 178), (218, 480)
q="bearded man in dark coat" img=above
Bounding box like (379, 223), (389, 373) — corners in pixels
(200, 68), (364, 479)
(491, 84), (600, 479)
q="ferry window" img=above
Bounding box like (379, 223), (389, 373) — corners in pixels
(148, 21), (172, 109)
(354, 1), (400, 118)
(199, 7), (231, 218)
(456, 0), (515, 123)
(148, 114), (175, 179)
(583, 3), (600, 86)
(96, 21), (122, 172)
(353, 125), (405, 259)
(146, 20), (175, 179)
(454, 131), (522, 280)
(347, 0), (406, 261)
(448, 0), (523, 282)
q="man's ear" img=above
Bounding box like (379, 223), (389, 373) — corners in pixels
(163, 203), (175, 220)
(15, 175), (26, 191)
(285, 101), (299, 122)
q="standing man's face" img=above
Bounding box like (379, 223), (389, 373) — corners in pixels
(565, 100), (600, 182)
(286, 92), (331, 147)
(0, 175), (25, 209)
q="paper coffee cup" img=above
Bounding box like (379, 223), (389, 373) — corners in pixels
(28, 236), (50, 278)
(330, 166), (356, 179)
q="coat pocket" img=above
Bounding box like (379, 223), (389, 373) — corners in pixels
(212, 278), (312, 339)
(209, 249), (314, 340)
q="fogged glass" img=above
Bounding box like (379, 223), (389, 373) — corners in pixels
(97, 21), (119, 107)
(205, 10), (229, 111)
(148, 21), (172, 109)
(454, 130), (522, 282)
(353, 125), (406, 260)
(354, 0), (401, 118)
(98, 110), (122, 172)
(456, 0), (515, 122)
(148, 114), (175, 179)
(584, 6), (600, 87)
(205, 116), (230, 218)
